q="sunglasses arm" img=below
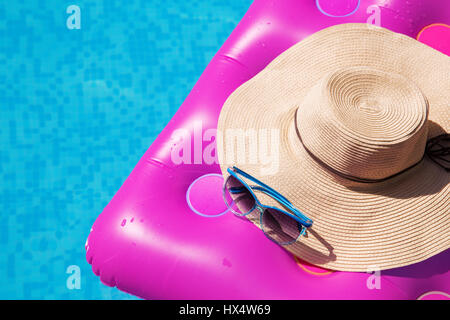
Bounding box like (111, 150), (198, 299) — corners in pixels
(230, 166), (292, 205)
(251, 186), (313, 227)
(228, 167), (313, 227)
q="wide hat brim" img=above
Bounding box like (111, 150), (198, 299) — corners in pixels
(218, 23), (450, 272)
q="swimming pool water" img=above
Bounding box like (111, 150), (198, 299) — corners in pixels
(0, 0), (251, 299)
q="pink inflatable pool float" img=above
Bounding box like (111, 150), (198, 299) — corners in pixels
(86, 0), (450, 299)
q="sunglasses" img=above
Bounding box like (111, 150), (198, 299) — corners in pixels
(223, 166), (313, 245)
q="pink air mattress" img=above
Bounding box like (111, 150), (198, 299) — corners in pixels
(86, 0), (450, 299)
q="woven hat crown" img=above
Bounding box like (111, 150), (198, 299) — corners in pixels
(296, 67), (430, 181)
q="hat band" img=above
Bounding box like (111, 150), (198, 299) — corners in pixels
(294, 109), (449, 183)
(426, 134), (450, 172)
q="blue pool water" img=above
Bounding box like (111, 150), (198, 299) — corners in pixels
(0, 0), (251, 299)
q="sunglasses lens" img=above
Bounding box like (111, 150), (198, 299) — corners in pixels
(224, 175), (256, 216)
(261, 208), (301, 245)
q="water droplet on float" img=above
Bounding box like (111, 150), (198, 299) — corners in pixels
(222, 258), (232, 267)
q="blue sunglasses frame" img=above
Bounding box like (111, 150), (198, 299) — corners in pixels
(223, 166), (313, 244)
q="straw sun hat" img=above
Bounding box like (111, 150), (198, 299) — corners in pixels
(218, 23), (449, 272)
